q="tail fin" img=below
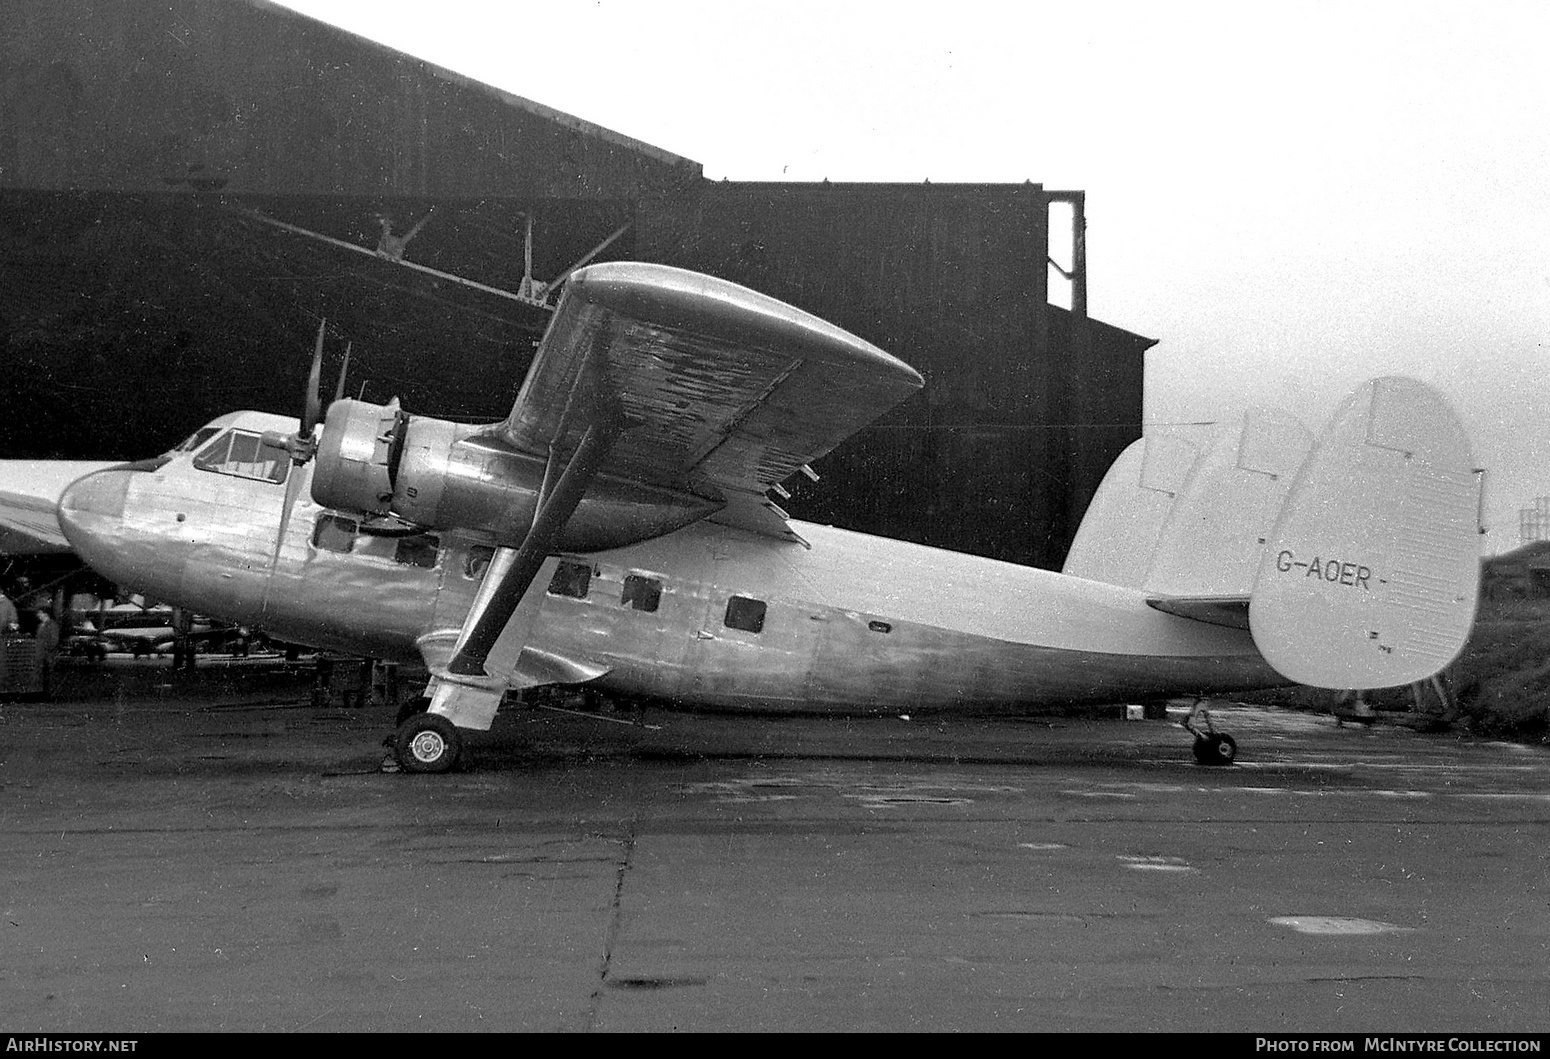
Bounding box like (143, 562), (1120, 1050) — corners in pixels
(1143, 408), (1313, 600)
(1062, 428), (1215, 587)
(1248, 377), (1482, 689)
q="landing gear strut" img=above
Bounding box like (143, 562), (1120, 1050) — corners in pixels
(1182, 701), (1237, 766)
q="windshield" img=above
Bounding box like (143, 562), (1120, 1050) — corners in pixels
(171, 426), (222, 454)
(191, 429), (290, 484)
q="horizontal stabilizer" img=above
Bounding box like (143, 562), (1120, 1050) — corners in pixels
(1147, 596), (1250, 630)
(1249, 377), (1482, 689)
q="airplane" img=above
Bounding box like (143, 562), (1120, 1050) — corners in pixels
(65, 601), (226, 659)
(0, 262), (1485, 773)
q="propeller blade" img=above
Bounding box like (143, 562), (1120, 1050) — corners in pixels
(270, 464), (306, 571)
(332, 342), (352, 407)
(269, 320), (328, 574)
(302, 319), (325, 436)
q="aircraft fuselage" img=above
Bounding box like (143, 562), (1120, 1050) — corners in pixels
(56, 411), (1282, 714)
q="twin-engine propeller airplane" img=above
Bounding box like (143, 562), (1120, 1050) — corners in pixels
(0, 263), (1484, 772)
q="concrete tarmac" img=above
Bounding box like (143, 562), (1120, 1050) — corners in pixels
(1, 659), (1547, 1033)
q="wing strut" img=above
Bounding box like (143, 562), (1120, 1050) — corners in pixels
(446, 418), (620, 678)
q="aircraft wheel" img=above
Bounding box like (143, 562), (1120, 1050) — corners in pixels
(395, 713), (462, 774)
(1192, 733), (1237, 766)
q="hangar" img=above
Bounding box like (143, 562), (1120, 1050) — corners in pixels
(1, 0), (1155, 570)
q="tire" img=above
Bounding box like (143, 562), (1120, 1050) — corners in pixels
(1193, 733), (1237, 766)
(395, 713), (462, 774)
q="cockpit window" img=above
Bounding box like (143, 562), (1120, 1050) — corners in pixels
(172, 426), (223, 454)
(192, 429), (289, 484)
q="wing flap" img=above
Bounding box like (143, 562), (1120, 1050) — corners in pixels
(706, 489), (811, 546)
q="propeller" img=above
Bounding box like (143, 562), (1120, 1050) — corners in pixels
(333, 342), (352, 406)
(265, 320), (329, 569)
(263, 329), (426, 570)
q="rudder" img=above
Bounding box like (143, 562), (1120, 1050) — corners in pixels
(1249, 377), (1482, 689)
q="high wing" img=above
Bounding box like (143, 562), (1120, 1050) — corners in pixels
(425, 262), (923, 728)
(0, 462), (119, 555)
(494, 261), (924, 539)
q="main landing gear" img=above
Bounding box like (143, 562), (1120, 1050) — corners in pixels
(384, 696), (462, 774)
(393, 711), (462, 773)
(1182, 701), (1237, 766)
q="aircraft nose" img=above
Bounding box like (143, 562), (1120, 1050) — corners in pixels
(59, 467), (191, 597)
(57, 468), (132, 550)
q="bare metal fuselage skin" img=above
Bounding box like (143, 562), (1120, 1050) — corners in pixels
(57, 412), (1281, 713)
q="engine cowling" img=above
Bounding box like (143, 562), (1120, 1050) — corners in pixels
(310, 398), (720, 551)
(309, 398), (405, 517)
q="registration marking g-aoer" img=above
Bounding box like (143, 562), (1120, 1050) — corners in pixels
(1275, 550), (1373, 591)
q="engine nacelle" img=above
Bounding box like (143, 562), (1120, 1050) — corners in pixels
(310, 398), (405, 517)
(311, 398), (720, 551)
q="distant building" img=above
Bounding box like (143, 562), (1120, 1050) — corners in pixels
(1520, 497), (1550, 546)
(1482, 540), (1550, 599)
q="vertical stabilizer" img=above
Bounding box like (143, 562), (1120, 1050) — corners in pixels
(1249, 377), (1482, 689)
(1144, 409), (1313, 599)
(1063, 429), (1214, 587)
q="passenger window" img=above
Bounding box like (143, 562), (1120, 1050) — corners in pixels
(465, 546), (495, 580)
(192, 429), (289, 484)
(394, 535), (440, 569)
(547, 560), (592, 599)
(621, 574), (662, 613)
(313, 514), (358, 553)
(724, 596), (766, 634)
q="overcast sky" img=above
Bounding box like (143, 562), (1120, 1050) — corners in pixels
(275, 0), (1550, 551)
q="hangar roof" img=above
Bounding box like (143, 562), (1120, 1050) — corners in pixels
(251, 0), (699, 171)
(1, 0), (701, 197)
